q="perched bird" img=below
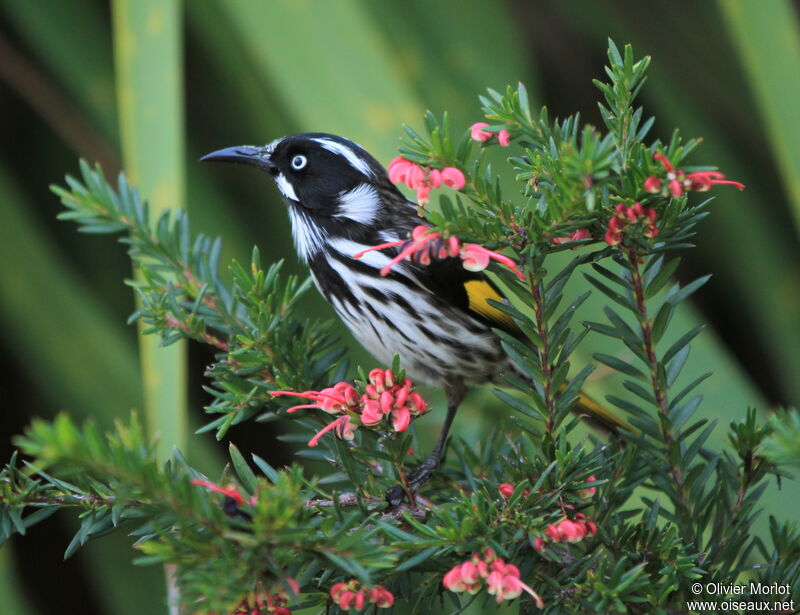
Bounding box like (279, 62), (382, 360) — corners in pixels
(202, 133), (620, 502)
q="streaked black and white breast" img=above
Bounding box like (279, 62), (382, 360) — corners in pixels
(264, 133), (511, 388)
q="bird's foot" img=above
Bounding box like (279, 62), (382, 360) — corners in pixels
(385, 452), (441, 507)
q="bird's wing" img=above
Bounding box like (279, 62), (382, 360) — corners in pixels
(407, 255), (628, 433)
(409, 255), (524, 338)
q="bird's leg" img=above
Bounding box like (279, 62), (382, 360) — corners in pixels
(386, 383), (464, 506)
(406, 399), (459, 488)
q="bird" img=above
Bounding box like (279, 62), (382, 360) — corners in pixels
(202, 133), (621, 504)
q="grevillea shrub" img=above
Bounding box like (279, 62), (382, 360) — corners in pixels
(2, 41), (798, 614)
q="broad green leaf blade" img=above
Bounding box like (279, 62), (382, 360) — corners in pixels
(717, 0), (800, 235)
(112, 0), (187, 460)
(213, 0), (423, 161)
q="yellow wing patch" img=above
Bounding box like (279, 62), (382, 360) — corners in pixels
(464, 280), (521, 335)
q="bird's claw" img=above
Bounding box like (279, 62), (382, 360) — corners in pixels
(384, 453), (441, 507)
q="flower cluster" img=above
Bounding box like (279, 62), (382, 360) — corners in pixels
(533, 513), (598, 552)
(388, 156), (465, 205)
(225, 579), (300, 615)
(270, 369), (428, 447)
(229, 595), (290, 615)
(354, 224), (525, 280)
(470, 122), (511, 146)
(604, 202), (658, 246)
(442, 549), (543, 607)
(645, 153), (745, 197)
(329, 580), (394, 611)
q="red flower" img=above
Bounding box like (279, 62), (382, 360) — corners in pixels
(190, 478), (249, 506)
(498, 483), (515, 499)
(643, 176), (662, 193)
(387, 156), (465, 205)
(537, 513), (598, 549)
(604, 202), (658, 246)
(460, 243), (525, 280)
(355, 225), (525, 280)
(443, 550), (543, 607)
(271, 370), (428, 446)
(330, 580), (393, 611)
(648, 152), (745, 197)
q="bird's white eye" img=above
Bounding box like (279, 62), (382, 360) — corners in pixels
(290, 154), (307, 170)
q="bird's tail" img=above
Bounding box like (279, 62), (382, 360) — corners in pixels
(574, 390), (630, 433)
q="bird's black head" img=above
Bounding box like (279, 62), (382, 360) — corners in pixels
(202, 133), (393, 220)
(202, 133), (417, 263)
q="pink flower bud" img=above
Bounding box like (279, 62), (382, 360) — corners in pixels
(459, 561), (481, 584)
(459, 244), (491, 272)
(644, 176), (662, 193)
(316, 387), (344, 413)
(405, 164), (424, 189)
(533, 536), (545, 552)
(393, 386), (408, 408)
(497, 129), (511, 147)
(572, 228), (591, 241)
(470, 122), (492, 142)
(578, 475), (597, 498)
(407, 391), (427, 415)
(391, 406), (411, 432)
(334, 415), (357, 441)
(668, 178), (683, 197)
(368, 368), (385, 390)
(429, 169), (442, 188)
(338, 590), (356, 609)
(443, 567), (466, 592)
(388, 157), (412, 184)
(416, 183), (431, 205)
(498, 483), (515, 499)
(369, 586), (394, 607)
(379, 391), (394, 415)
(329, 582), (347, 601)
(604, 229), (622, 246)
(448, 235), (461, 256)
(360, 401), (383, 426)
(441, 167), (466, 190)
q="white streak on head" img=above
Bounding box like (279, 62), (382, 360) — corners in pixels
(312, 137), (374, 177)
(287, 206), (326, 262)
(333, 183), (380, 225)
(274, 173), (298, 201)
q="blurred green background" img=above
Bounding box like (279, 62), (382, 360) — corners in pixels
(1, 0), (798, 613)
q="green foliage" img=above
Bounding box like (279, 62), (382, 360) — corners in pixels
(2, 40), (799, 615)
(54, 165), (345, 439)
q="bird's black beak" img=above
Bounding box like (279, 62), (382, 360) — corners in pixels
(200, 145), (276, 172)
